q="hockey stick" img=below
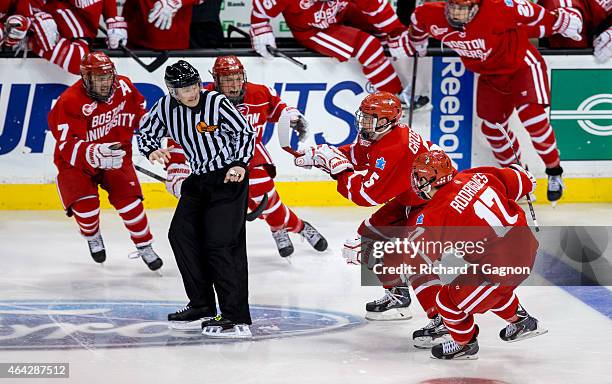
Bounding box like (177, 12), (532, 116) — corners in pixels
(99, 26), (168, 73)
(226, 24), (307, 70)
(495, 124), (540, 232)
(408, 54), (419, 127)
(132, 163), (266, 221)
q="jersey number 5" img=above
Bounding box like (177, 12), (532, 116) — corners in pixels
(473, 187), (518, 237)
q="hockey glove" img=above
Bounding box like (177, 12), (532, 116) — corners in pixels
(0, 25), (4, 48)
(148, 0), (182, 30)
(166, 162), (190, 198)
(86, 142), (126, 170)
(4, 15), (30, 47)
(387, 30), (414, 59)
(250, 21), (276, 59)
(30, 12), (59, 52)
(288, 109), (309, 143)
(594, 28), (612, 63)
(552, 8), (583, 41)
(313, 144), (354, 176)
(509, 163), (537, 195)
(106, 17), (128, 49)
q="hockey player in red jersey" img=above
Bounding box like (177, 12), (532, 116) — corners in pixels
(164, 55), (328, 258)
(533, 0), (612, 62)
(1, 0), (59, 54)
(407, 0), (584, 203)
(409, 149), (547, 360)
(48, 52), (163, 272)
(33, 0), (127, 74)
(295, 91), (442, 321)
(250, 0), (427, 108)
(122, 0), (204, 50)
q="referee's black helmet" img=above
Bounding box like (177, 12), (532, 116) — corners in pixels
(165, 60), (201, 98)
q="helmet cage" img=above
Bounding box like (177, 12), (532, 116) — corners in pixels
(445, 0), (479, 29)
(355, 110), (395, 141)
(81, 58), (117, 102)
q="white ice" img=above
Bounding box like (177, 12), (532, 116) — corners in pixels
(1, 204), (611, 384)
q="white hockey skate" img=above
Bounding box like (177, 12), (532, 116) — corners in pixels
(85, 232), (106, 264)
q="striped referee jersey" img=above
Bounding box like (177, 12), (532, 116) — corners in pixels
(138, 90), (256, 174)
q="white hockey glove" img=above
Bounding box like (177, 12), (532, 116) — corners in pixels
(509, 163), (537, 195)
(387, 30), (414, 59)
(295, 144), (354, 175)
(594, 28), (612, 63)
(552, 8), (583, 41)
(342, 237), (363, 265)
(106, 17), (128, 49)
(30, 12), (59, 51)
(86, 142), (126, 170)
(4, 15), (30, 47)
(166, 162), (191, 198)
(148, 0), (182, 30)
(283, 107), (309, 143)
(250, 21), (276, 59)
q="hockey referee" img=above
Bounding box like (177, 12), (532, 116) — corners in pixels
(138, 60), (256, 338)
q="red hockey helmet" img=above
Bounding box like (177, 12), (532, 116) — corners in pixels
(445, 0), (481, 29)
(355, 91), (402, 141)
(211, 55), (246, 104)
(80, 51), (117, 102)
(412, 150), (457, 200)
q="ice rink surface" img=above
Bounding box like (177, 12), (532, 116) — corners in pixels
(1, 204), (611, 384)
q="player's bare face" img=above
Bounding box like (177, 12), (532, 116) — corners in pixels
(176, 84), (201, 107)
(219, 73), (244, 99)
(91, 73), (114, 99)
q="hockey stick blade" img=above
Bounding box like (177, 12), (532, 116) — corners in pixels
(99, 26), (168, 73)
(246, 192), (268, 222)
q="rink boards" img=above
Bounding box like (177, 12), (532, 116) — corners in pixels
(0, 54), (611, 208)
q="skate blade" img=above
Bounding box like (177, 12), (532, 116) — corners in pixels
(283, 256), (292, 265)
(551, 201), (558, 208)
(168, 319), (207, 331)
(202, 327), (252, 338)
(431, 353), (479, 360)
(414, 334), (452, 349)
(365, 308), (412, 321)
(153, 269), (163, 277)
(505, 327), (548, 343)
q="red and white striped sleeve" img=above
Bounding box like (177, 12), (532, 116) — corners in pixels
(251, 0), (286, 24)
(357, 0), (405, 35)
(48, 95), (92, 170)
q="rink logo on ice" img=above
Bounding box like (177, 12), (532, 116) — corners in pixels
(0, 301), (362, 350)
(550, 69), (612, 160)
(430, 57), (474, 170)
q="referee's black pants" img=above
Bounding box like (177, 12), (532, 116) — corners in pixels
(168, 167), (251, 325)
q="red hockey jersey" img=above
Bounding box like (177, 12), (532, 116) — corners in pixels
(122, 0), (203, 50)
(409, 166), (538, 284)
(48, 75), (146, 173)
(43, 0), (118, 39)
(410, 0), (557, 74)
(336, 124), (433, 207)
(251, 0), (406, 37)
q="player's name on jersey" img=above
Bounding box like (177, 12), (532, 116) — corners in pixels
(371, 263), (532, 278)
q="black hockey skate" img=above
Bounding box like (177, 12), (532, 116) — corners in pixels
(86, 232), (106, 263)
(201, 315), (252, 338)
(272, 229), (294, 257)
(168, 305), (216, 330)
(499, 305), (548, 342)
(136, 244), (163, 272)
(545, 166), (564, 203)
(431, 336), (479, 360)
(299, 221), (328, 252)
(365, 286), (412, 321)
(413, 314), (451, 348)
